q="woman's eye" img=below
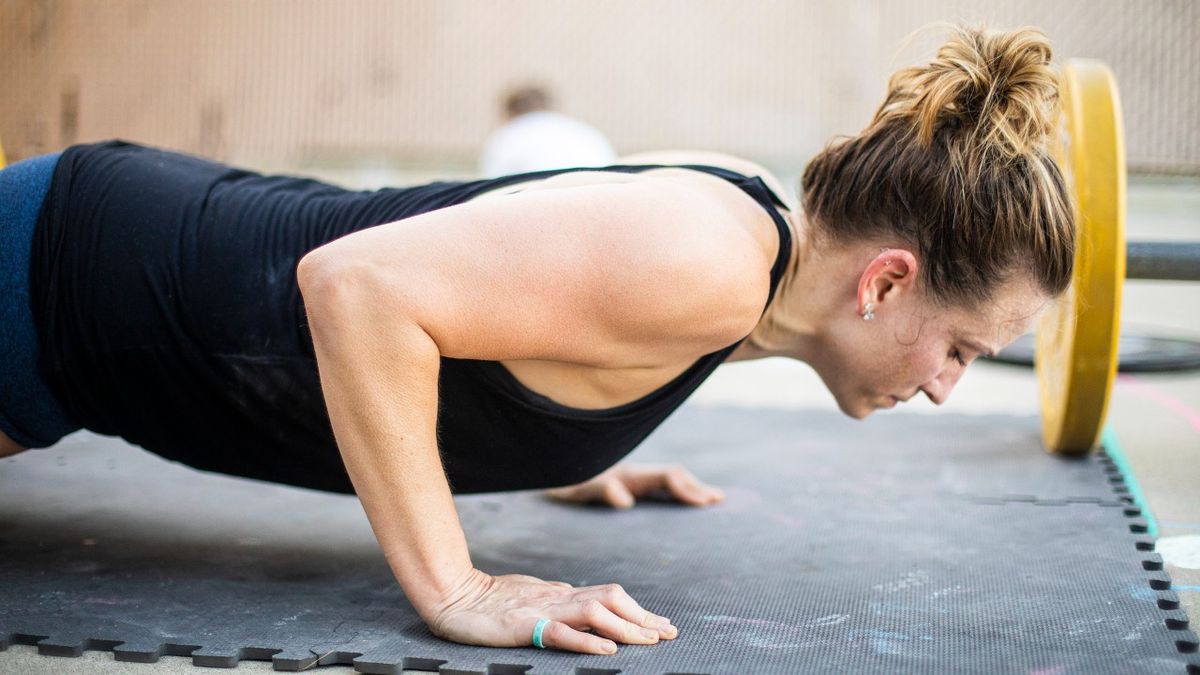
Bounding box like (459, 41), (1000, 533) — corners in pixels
(951, 349), (967, 367)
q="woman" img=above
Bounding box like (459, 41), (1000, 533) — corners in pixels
(0, 26), (1072, 655)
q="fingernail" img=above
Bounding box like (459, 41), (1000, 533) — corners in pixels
(604, 642), (618, 654)
(656, 617), (673, 629)
(641, 627), (659, 639)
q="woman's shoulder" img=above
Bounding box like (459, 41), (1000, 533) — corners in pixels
(455, 153), (789, 347)
(467, 150), (790, 278)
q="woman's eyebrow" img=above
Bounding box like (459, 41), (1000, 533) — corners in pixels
(962, 337), (996, 358)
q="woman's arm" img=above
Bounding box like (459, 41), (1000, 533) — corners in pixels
(296, 274), (469, 614)
(296, 176), (769, 653)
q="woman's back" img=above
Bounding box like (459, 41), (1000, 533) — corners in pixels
(30, 141), (793, 493)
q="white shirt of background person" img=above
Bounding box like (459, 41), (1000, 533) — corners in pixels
(479, 90), (618, 178)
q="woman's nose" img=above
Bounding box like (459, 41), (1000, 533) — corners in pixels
(921, 368), (964, 405)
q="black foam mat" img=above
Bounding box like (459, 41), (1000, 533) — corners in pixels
(1, 407), (1197, 674)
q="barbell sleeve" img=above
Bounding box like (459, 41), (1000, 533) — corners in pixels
(1126, 240), (1200, 282)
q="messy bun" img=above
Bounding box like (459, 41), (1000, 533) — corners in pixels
(801, 25), (1074, 306)
(880, 26), (1059, 158)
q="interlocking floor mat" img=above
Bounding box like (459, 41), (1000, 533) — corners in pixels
(1, 407), (1197, 674)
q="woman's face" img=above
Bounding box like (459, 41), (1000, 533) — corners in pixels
(812, 252), (1048, 419)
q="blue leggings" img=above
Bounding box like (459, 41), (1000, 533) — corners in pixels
(0, 153), (80, 448)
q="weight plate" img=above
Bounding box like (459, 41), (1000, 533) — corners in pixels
(1035, 59), (1127, 454)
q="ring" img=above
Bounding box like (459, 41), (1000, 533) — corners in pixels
(532, 617), (551, 649)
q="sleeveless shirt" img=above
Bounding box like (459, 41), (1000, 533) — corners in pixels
(30, 141), (793, 494)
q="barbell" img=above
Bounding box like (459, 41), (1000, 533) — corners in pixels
(1037, 59), (1200, 455)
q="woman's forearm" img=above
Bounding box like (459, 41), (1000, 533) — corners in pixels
(298, 260), (473, 621)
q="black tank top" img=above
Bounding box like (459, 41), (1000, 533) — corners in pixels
(31, 141), (793, 494)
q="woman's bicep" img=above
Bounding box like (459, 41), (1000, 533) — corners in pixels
(297, 180), (768, 366)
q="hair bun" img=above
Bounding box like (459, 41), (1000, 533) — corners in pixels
(879, 25), (1059, 158)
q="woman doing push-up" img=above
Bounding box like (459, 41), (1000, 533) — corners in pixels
(0, 25), (1072, 654)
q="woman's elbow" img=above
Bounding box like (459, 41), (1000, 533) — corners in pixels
(296, 248), (344, 296)
(297, 251), (431, 344)
(296, 250), (380, 307)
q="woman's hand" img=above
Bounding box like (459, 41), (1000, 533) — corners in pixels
(544, 463), (725, 509)
(426, 568), (677, 654)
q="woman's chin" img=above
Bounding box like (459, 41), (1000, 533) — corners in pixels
(836, 394), (901, 419)
(836, 398), (874, 420)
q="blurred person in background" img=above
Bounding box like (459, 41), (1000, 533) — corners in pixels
(479, 84), (617, 177)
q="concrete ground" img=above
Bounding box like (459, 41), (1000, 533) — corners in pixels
(1, 175), (1197, 673)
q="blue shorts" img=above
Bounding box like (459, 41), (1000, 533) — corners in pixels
(0, 153), (81, 448)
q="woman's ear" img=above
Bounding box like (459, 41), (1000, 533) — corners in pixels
(856, 247), (919, 317)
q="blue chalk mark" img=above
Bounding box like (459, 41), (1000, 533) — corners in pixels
(846, 629), (913, 656)
(1172, 585), (1200, 593)
(868, 601), (949, 616)
(872, 639), (901, 655)
(869, 630), (910, 641)
(1128, 585), (1159, 602)
(1101, 427), (1159, 538)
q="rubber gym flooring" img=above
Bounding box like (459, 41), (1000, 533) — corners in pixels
(1, 406), (1196, 674)
(1, 177), (1196, 675)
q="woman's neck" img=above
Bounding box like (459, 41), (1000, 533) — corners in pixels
(728, 212), (837, 363)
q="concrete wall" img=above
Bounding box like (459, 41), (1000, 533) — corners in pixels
(2, 0), (1196, 175)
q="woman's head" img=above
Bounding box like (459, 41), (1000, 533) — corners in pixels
(803, 24), (1073, 305)
(795, 25), (1075, 417)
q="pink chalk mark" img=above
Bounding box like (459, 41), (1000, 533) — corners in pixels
(1029, 667), (1065, 675)
(1117, 374), (1200, 435)
(84, 596), (135, 606)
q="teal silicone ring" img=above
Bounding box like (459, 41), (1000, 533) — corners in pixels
(532, 618), (551, 649)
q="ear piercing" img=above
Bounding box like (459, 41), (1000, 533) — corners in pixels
(862, 302), (875, 321)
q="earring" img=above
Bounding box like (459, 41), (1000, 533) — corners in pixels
(862, 302), (875, 321)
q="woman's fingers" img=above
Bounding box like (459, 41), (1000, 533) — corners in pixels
(544, 467), (617, 504)
(663, 466), (723, 505)
(580, 583), (678, 639)
(620, 464), (723, 506)
(601, 477), (636, 509)
(544, 463), (723, 509)
(545, 475), (636, 509)
(537, 618), (619, 654)
(563, 598), (662, 645)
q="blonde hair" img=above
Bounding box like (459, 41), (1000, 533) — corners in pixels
(801, 25), (1075, 306)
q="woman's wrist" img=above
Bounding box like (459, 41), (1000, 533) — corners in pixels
(414, 566), (492, 628)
